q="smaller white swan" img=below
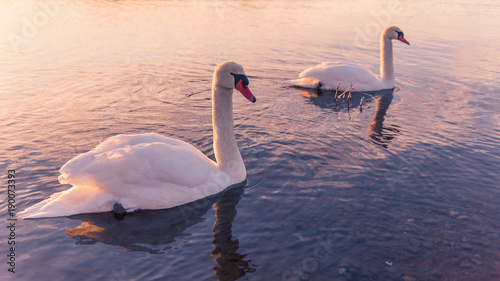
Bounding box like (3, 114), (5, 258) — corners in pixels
(21, 61), (256, 218)
(285, 26), (410, 92)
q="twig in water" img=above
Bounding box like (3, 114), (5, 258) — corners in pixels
(346, 82), (353, 104)
(344, 83), (354, 112)
(337, 89), (348, 100)
(337, 83), (354, 100)
(334, 82), (341, 101)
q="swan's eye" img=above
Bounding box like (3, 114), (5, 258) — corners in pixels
(230, 73), (249, 89)
(395, 30), (410, 45)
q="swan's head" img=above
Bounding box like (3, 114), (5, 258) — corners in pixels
(214, 61), (256, 103)
(384, 26), (410, 45)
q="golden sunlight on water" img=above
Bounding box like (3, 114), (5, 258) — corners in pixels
(1, 0), (498, 95)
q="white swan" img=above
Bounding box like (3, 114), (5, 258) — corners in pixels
(285, 26), (410, 92)
(21, 61), (256, 218)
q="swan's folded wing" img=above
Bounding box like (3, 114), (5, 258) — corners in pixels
(296, 62), (382, 91)
(59, 133), (208, 183)
(21, 139), (222, 218)
(59, 139), (219, 192)
(283, 77), (321, 89)
(20, 186), (115, 218)
(60, 134), (156, 181)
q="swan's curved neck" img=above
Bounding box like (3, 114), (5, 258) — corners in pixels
(212, 85), (246, 182)
(380, 37), (395, 87)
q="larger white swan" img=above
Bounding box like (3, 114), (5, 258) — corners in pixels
(285, 26), (410, 92)
(21, 61), (256, 218)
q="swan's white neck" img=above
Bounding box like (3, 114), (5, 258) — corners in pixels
(380, 36), (395, 88)
(212, 85), (246, 182)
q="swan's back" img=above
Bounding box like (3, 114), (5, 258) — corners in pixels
(15, 133), (230, 218)
(59, 133), (221, 192)
(59, 133), (184, 181)
(297, 62), (384, 91)
(22, 133), (227, 218)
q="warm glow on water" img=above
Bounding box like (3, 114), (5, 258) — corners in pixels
(1, 0), (499, 280)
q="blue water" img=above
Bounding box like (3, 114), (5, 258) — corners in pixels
(1, 0), (499, 280)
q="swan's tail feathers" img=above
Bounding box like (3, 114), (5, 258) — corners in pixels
(20, 186), (115, 219)
(283, 78), (322, 89)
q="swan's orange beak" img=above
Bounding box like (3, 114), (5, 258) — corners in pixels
(236, 80), (256, 103)
(398, 34), (410, 45)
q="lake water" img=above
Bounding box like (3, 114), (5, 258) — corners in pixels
(1, 0), (499, 280)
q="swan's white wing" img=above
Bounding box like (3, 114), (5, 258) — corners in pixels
(20, 186), (116, 218)
(59, 133), (219, 190)
(21, 133), (227, 218)
(59, 133), (189, 180)
(288, 62), (384, 91)
(283, 77), (322, 89)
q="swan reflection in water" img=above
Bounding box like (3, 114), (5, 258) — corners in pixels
(66, 182), (255, 279)
(366, 91), (400, 148)
(298, 88), (400, 148)
(209, 185), (256, 280)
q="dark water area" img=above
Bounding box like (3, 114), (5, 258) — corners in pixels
(1, 0), (499, 280)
